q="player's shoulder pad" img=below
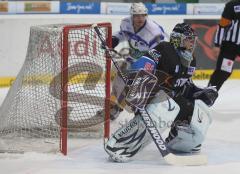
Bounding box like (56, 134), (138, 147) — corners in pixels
(145, 19), (165, 35)
(120, 17), (132, 31)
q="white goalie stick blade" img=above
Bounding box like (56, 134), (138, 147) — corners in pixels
(164, 153), (208, 166)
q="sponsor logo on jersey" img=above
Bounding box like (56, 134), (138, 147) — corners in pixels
(144, 62), (155, 72)
(188, 66), (195, 75)
(148, 49), (161, 63)
(174, 78), (188, 87)
(175, 65), (179, 73)
(129, 35), (149, 52)
(234, 5), (240, 12)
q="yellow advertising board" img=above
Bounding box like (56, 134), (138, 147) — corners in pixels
(0, 70), (239, 88)
(193, 70), (240, 80)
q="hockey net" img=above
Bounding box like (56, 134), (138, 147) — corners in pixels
(0, 23), (111, 155)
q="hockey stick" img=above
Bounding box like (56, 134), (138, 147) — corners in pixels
(92, 24), (128, 82)
(92, 24), (207, 166)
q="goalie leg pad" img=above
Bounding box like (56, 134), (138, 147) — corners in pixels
(146, 90), (180, 131)
(104, 114), (151, 162)
(105, 90), (180, 162)
(166, 100), (212, 153)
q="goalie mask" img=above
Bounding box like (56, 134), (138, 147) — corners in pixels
(170, 23), (197, 67)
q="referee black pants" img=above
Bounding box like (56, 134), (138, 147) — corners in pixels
(208, 41), (240, 91)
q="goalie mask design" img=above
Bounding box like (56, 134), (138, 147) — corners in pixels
(170, 23), (197, 67)
(130, 3), (148, 15)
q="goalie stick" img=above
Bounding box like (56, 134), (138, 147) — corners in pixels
(92, 24), (207, 166)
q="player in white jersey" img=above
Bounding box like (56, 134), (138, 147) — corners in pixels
(106, 3), (166, 121)
(112, 2), (166, 60)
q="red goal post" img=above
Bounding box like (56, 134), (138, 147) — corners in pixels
(61, 23), (112, 155)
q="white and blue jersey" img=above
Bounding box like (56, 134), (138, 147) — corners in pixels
(114, 16), (166, 59)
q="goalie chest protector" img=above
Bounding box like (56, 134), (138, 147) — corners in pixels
(146, 42), (196, 89)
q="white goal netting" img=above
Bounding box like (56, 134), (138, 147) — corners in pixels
(0, 23), (111, 154)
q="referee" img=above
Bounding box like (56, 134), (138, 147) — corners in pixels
(208, 0), (240, 91)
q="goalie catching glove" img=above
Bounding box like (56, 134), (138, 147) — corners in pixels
(192, 86), (218, 107)
(180, 81), (218, 107)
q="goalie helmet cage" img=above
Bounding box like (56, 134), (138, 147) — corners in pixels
(0, 23), (111, 155)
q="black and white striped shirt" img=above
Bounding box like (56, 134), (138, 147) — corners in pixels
(215, 0), (240, 46)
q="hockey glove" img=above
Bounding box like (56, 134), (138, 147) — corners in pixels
(193, 86), (218, 107)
